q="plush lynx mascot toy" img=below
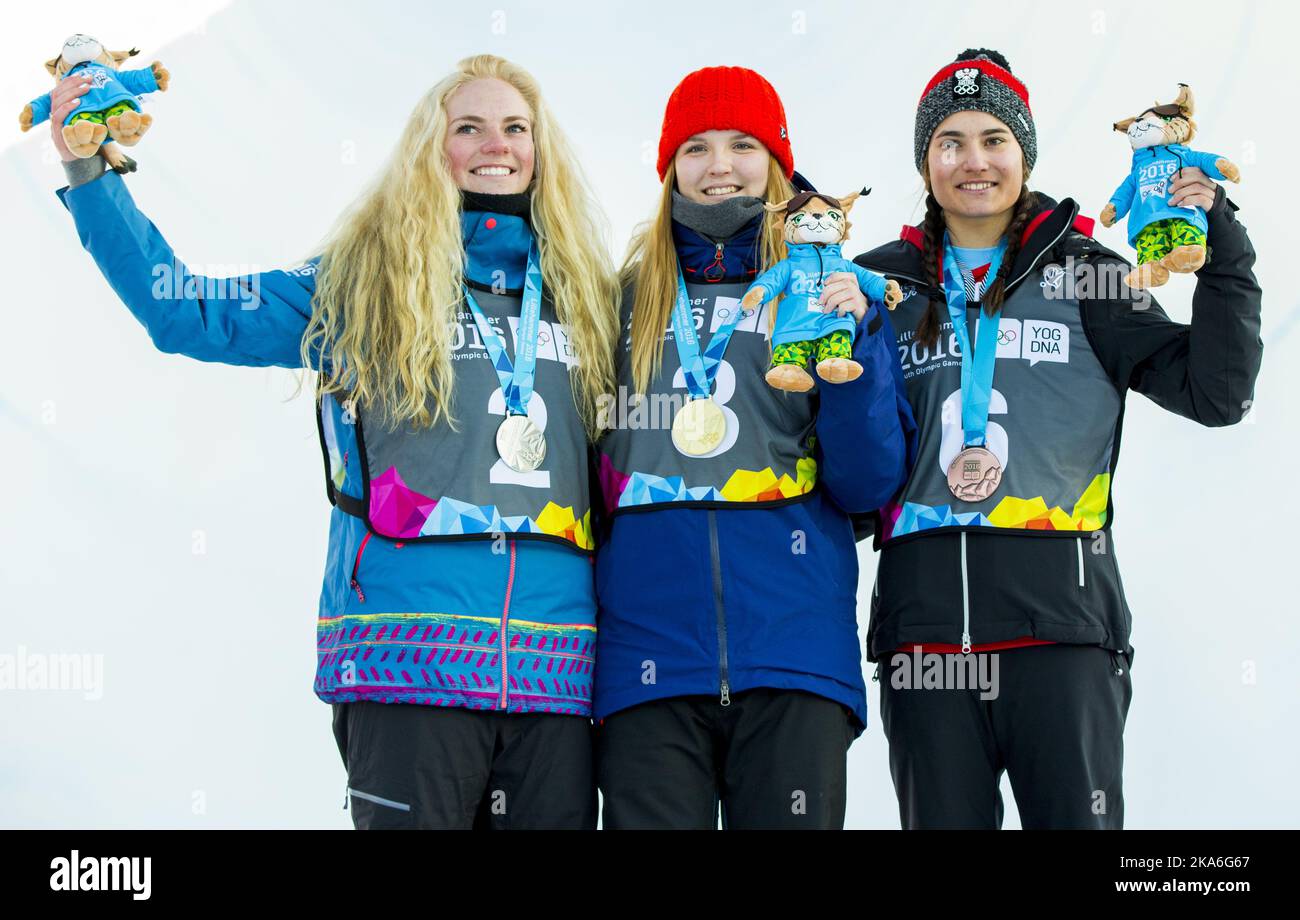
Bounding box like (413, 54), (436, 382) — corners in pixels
(19, 33), (170, 174)
(739, 190), (902, 392)
(1099, 83), (1241, 289)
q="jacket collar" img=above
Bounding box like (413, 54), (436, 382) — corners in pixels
(459, 191), (533, 290)
(786, 240), (844, 261)
(1132, 142), (1188, 161)
(672, 213), (764, 283)
(867, 194), (1094, 291)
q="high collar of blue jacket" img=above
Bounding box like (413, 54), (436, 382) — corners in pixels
(783, 240), (845, 267)
(459, 190), (534, 290)
(671, 204), (764, 284)
(1131, 143), (1191, 164)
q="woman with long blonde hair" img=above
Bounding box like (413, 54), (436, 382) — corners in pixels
(50, 53), (617, 829)
(592, 66), (910, 829)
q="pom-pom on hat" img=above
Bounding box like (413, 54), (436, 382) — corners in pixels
(913, 48), (1036, 174)
(657, 66), (794, 181)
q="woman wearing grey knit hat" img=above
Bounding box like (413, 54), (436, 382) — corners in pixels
(854, 49), (1263, 829)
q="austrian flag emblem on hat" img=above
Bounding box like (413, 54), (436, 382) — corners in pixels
(952, 67), (981, 97)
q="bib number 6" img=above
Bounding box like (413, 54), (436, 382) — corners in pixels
(937, 387), (1010, 476)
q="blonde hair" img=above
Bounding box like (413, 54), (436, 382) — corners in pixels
(622, 157), (794, 395)
(295, 54), (619, 440)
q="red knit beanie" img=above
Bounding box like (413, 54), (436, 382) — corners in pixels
(656, 66), (794, 181)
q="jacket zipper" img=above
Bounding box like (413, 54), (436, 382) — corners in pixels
(886, 210), (1083, 653)
(704, 242), (726, 281)
(350, 532), (373, 603)
(499, 539), (516, 709)
(707, 511), (731, 706)
(959, 531), (972, 653)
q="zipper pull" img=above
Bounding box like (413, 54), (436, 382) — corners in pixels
(704, 243), (726, 281)
(872, 662), (881, 683)
(343, 786), (350, 811)
(961, 633), (972, 655)
(350, 532), (371, 603)
(719, 681), (731, 707)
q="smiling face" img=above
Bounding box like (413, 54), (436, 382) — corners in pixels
(443, 77), (535, 194)
(926, 110), (1025, 220)
(673, 130), (770, 204)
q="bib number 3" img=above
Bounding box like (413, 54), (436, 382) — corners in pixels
(670, 359), (740, 459)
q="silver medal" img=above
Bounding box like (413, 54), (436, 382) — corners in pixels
(496, 413), (547, 473)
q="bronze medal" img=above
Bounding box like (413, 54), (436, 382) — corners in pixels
(946, 446), (1002, 503)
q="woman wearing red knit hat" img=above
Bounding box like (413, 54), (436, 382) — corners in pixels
(854, 49), (1262, 828)
(592, 66), (911, 828)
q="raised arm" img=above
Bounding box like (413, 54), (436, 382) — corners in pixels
(56, 164), (320, 368)
(1082, 185), (1263, 426)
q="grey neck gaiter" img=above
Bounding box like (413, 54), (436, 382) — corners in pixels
(670, 189), (766, 242)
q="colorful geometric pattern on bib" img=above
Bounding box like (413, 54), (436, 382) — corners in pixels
(888, 473), (1110, 538)
(369, 466), (593, 550)
(599, 453), (816, 510)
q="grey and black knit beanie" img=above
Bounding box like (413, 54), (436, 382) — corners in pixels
(913, 48), (1036, 173)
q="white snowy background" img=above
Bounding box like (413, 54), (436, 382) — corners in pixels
(1, 0), (1293, 829)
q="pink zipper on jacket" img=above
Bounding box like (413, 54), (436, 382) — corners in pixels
(350, 533), (372, 603)
(350, 533), (403, 603)
(499, 539), (517, 709)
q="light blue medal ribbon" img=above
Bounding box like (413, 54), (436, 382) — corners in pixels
(670, 269), (748, 399)
(942, 231), (1008, 449)
(464, 239), (543, 416)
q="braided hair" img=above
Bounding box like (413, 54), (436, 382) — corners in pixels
(914, 167), (1040, 349)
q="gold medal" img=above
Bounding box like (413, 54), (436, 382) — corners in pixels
(672, 397), (726, 457)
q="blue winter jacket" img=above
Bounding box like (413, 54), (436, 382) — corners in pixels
(747, 241), (892, 347)
(55, 169), (597, 716)
(30, 61), (160, 129)
(593, 217), (915, 735)
(1108, 143), (1228, 245)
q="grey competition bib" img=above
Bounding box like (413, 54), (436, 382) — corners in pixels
(884, 268), (1121, 540)
(317, 285), (594, 552)
(598, 280), (819, 514)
